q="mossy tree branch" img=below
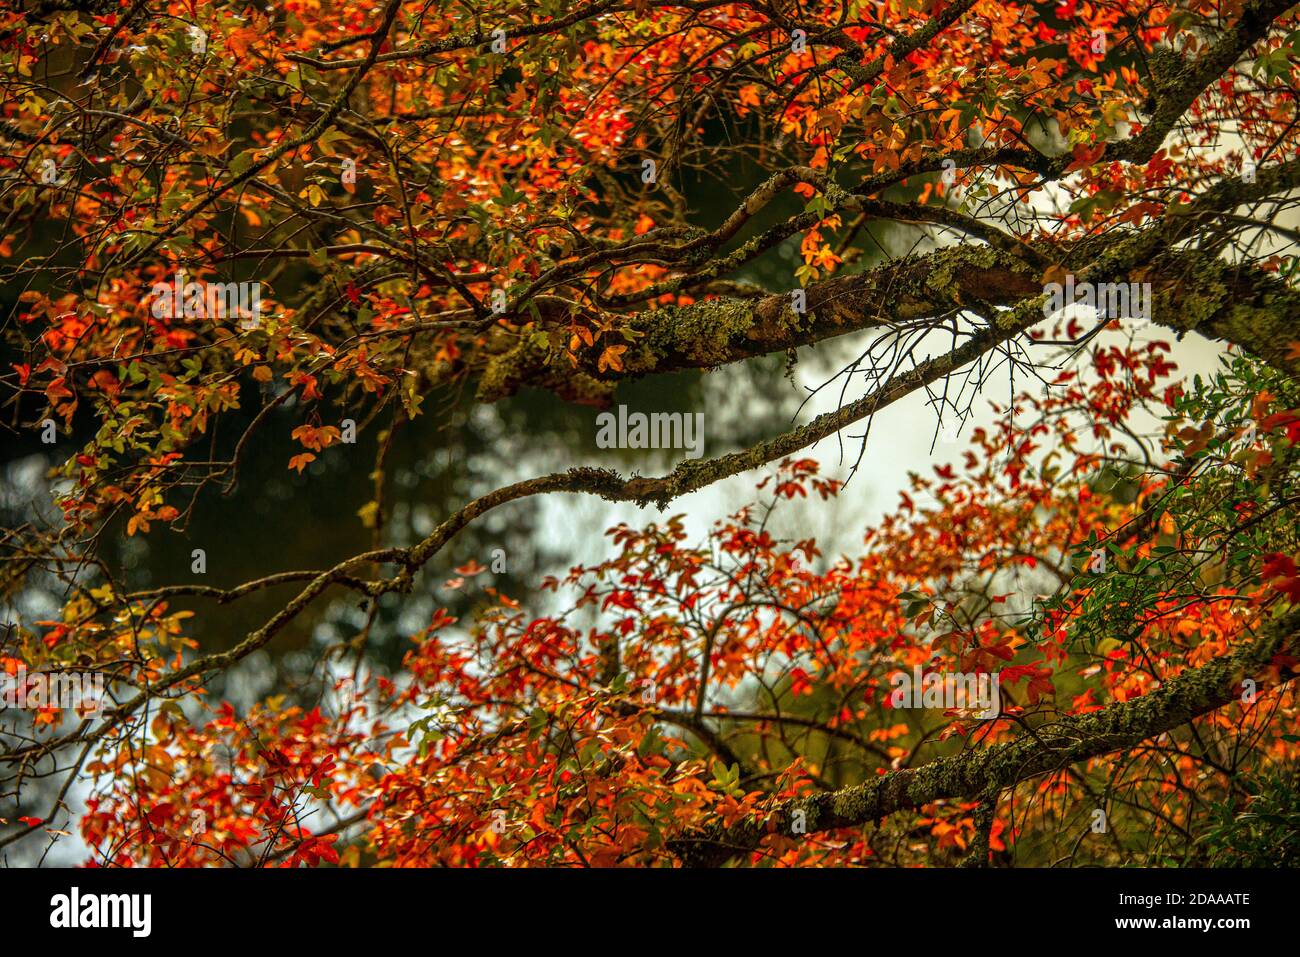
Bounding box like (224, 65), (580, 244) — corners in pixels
(667, 607), (1300, 867)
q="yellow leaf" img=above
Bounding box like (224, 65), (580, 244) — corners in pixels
(356, 501), (380, 528)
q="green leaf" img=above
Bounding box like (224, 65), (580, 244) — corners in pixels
(229, 150), (257, 177)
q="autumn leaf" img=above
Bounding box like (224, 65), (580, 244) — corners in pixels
(597, 344), (627, 373)
(288, 452), (316, 473)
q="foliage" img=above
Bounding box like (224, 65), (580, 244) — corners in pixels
(65, 349), (1300, 866)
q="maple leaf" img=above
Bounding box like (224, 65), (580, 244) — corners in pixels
(288, 452), (316, 473)
(597, 344), (627, 373)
